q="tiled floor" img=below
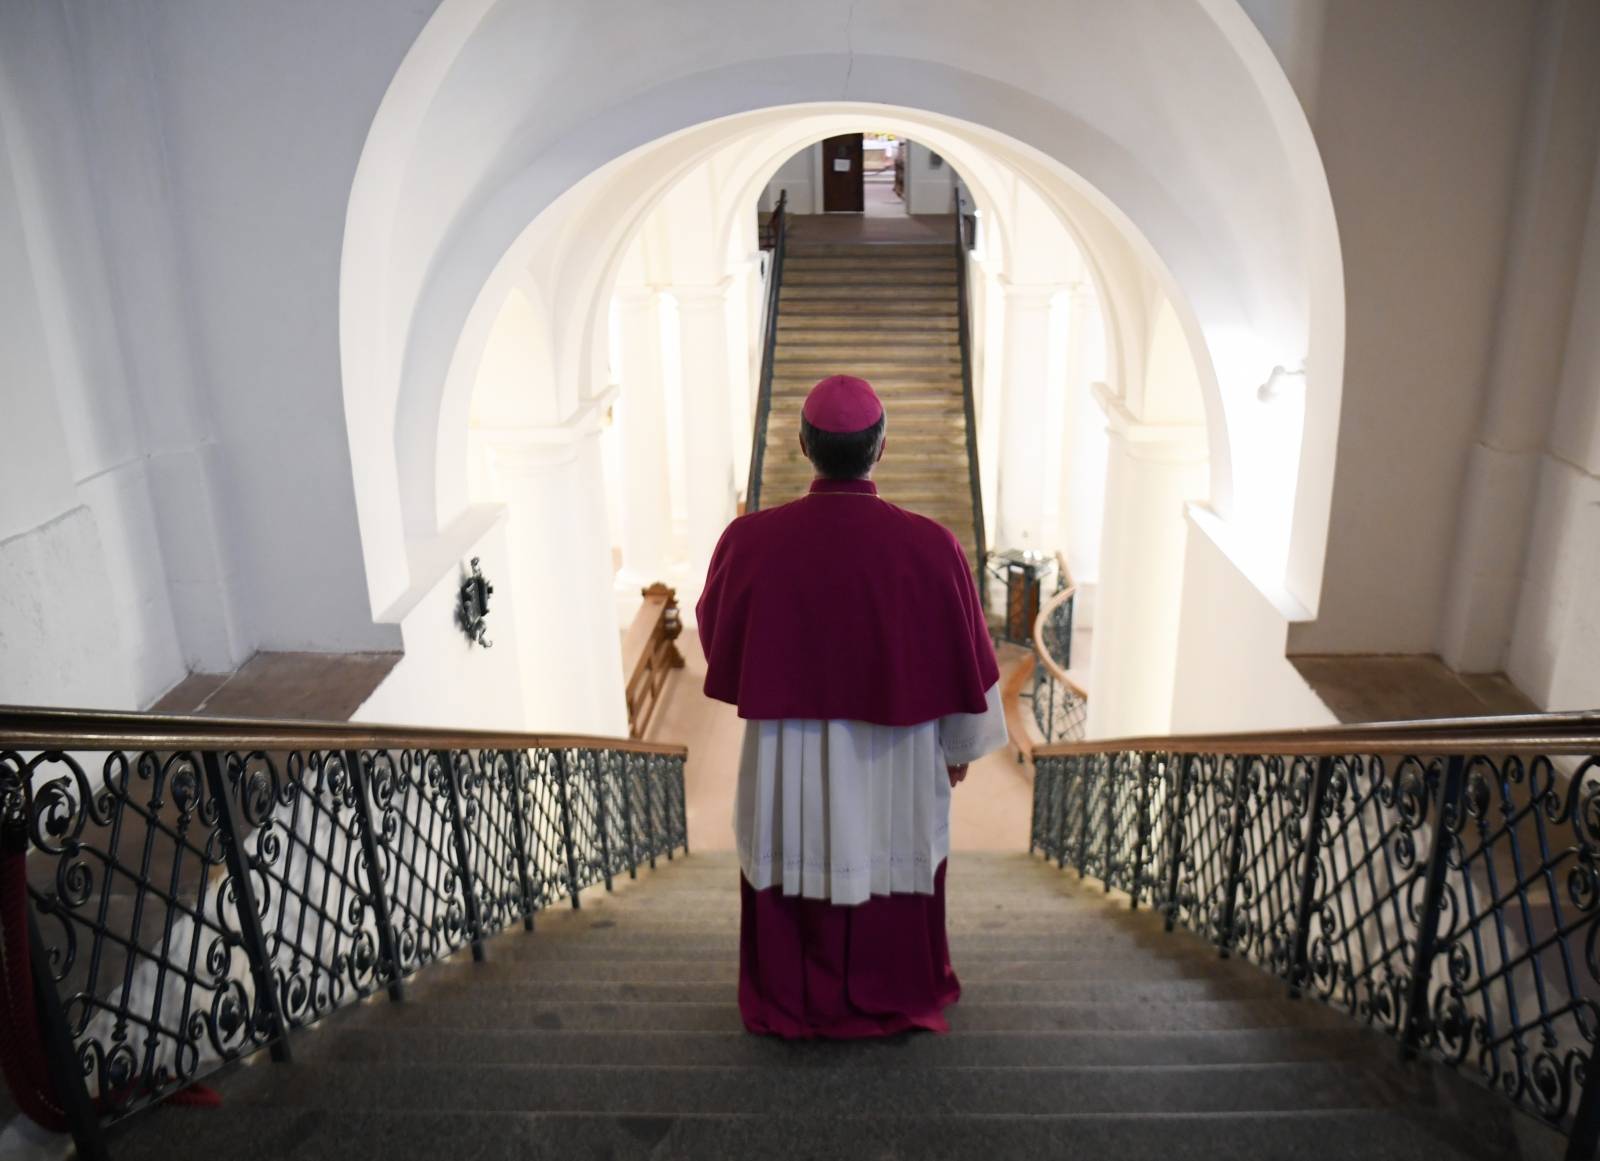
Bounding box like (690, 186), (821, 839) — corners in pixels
(1288, 653), (1538, 723)
(646, 630), (1036, 853)
(151, 650), (400, 720)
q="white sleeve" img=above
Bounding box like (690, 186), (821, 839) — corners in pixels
(937, 682), (1010, 766)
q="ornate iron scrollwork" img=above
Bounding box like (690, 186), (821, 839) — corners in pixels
(456, 557), (494, 648)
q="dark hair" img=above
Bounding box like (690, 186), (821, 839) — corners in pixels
(800, 413), (886, 479)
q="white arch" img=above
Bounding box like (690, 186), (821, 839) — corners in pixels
(340, 0), (1342, 619)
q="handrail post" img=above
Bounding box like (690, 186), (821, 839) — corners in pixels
(201, 751), (293, 1060)
(1401, 754), (1466, 1060)
(1102, 753), (1116, 894)
(1130, 752), (1151, 909)
(675, 756), (690, 857)
(1287, 756), (1333, 998)
(505, 751), (538, 929)
(1163, 753), (1191, 932)
(9, 787), (109, 1161)
(640, 753), (659, 871)
(438, 749), (486, 962)
(1567, 1061), (1600, 1160)
(618, 753), (640, 880)
(24, 905), (109, 1161)
(555, 749), (583, 907)
(344, 749), (407, 1000)
(1215, 754), (1252, 959)
(592, 751), (615, 893)
(1076, 756), (1094, 879)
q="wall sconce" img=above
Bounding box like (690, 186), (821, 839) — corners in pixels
(1257, 362), (1307, 402)
(457, 557), (494, 648)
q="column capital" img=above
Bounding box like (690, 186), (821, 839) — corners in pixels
(1094, 382), (1208, 463)
(670, 277), (736, 311)
(997, 276), (1069, 309)
(613, 283), (662, 311)
(474, 383), (619, 466)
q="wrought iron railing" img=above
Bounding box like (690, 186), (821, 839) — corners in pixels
(0, 707), (688, 1160)
(953, 187), (988, 607)
(1031, 717), (1600, 1159)
(745, 189), (788, 512)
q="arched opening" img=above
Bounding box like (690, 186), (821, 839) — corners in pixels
(338, 0), (1342, 740)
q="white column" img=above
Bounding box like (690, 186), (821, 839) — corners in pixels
(975, 263), (1006, 554)
(672, 280), (738, 613)
(724, 256), (761, 499)
(994, 281), (1060, 553)
(1059, 284), (1109, 626)
(614, 286), (673, 585)
(478, 397), (629, 737)
(1087, 385), (1208, 739)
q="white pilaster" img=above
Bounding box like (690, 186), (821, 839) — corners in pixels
(672, 280), (738, 611)
(614, 286), (673, 585)
(1087, 384), (1209, 739)
(477, 392), (629, 737)
(995, 281), (1061, 552)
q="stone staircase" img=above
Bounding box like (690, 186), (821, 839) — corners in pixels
(108, 852), (1548, 1161)
(757, 240), (980, 567)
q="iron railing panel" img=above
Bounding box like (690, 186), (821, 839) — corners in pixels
(0, 726), (688, 1159)
(1029, 736), (1600, 1159)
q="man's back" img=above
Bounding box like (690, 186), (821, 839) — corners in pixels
(698, 477), (995, 726)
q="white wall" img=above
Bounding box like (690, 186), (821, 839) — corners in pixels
(759, 144), (820, 214)
(0, 5), (189, 708)
(1172, 512), (1336, 733)
(0, 0), (424, 713)
(903, 141), (957, 214)
(1507, 141), (1600, 711)
(355, 507), (528, 729)
(1284, 0), (1545, 655)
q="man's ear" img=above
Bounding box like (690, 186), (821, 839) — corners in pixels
(798, 431), (809, 458)
(876, 436), (887, 463)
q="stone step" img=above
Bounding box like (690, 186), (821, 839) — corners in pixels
(783, 269), (957, 287)
(779, 299), (958, 317)
(775, 348), (959, 367)
(761, 463), (969, 483)
(771, 367), (963, 381)
(770, 379), (964, 398)
(765, 417), (963, 434)
(223, 1058), (1398, 1118)
(393, 977), (1286, 1007)
(782, 284), (953, 301)
(787, 242), (952, 257)
(419, 953), (1245, 982)
(784, 253), (956, 269)
(775, 327), (960, 345)
(105, 1107), (1514, 1161)
(437, 921), (1253, 961)
(777, 313), (959, 331)
(294, 1024), (1388, 1070)
(330, 996), (1349, 1035)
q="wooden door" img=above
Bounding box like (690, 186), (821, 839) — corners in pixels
(821, 133), (864, 212)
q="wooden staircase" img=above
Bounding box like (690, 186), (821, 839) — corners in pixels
(754, 240), (981, 568)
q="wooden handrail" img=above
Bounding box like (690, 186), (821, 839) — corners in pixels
(1030, 579), (1083, 696)
(1034, 709), (1600, 759)
(622, 583), (686, 739)
(0, 704), (688, 757)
